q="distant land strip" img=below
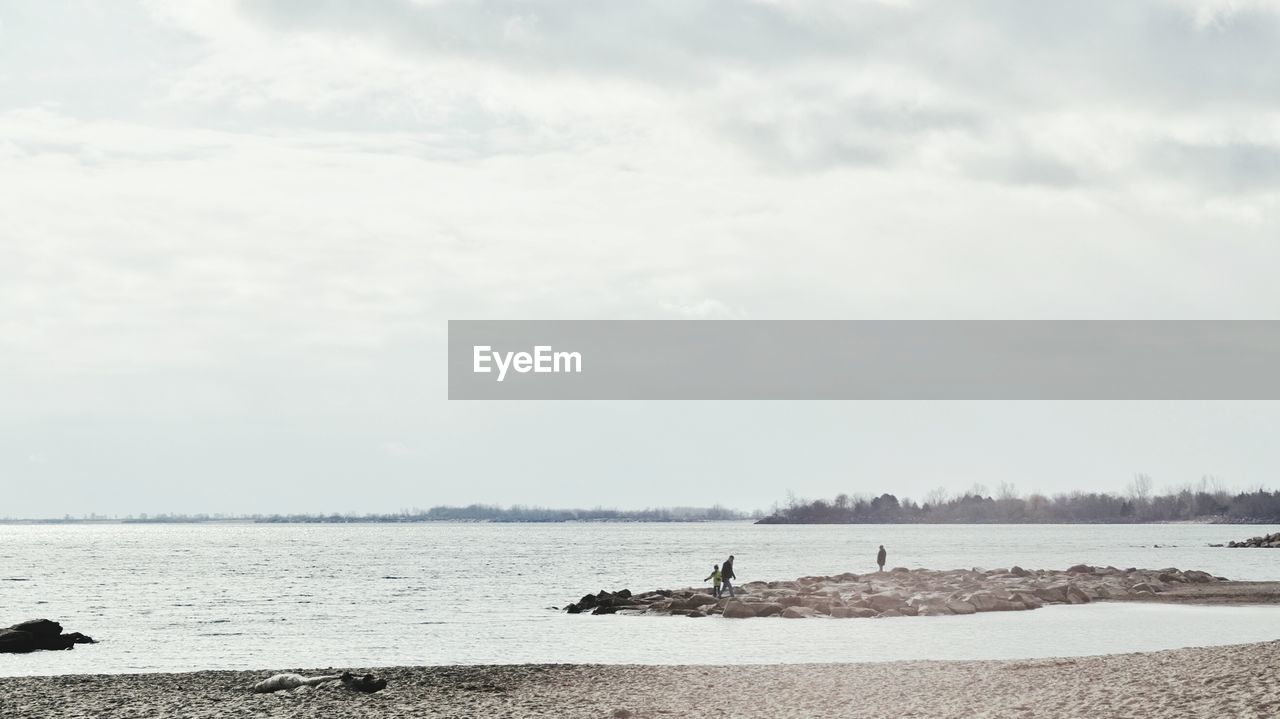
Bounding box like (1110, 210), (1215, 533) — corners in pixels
(757, 481), (1280, 524)
(0, 505), (757, 525)
(6, 481), (1280, 524)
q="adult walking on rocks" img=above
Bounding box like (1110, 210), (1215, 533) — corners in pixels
(721, 555), (737, 598)
(877, 545), (887, 572)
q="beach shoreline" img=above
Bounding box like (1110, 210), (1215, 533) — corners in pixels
(2, 640), (1278, 718)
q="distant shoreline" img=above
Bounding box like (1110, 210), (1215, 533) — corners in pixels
(0, 517), (756, 526)
(2, 517), (1277, 526)
(0, 505), (756, 525)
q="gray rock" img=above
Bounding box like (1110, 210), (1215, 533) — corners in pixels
(864, 593), (907, 612)
(1033, 584), (1070, 603)
(781, 606), (819, 619)
(755, 603), (785, 617)
(1065, 585), (1091, 604)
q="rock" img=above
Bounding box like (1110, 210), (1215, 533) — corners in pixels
(755, 603), (785, 617)
(1065, 585), (1090, 604)
(1090, 586), (1117, 600)
(684, 594), (719, 609)
(946, 600), (977, 615)
(1009, 566), (1030, 577)
(9, 619), (62, 638)
(966, 592), (999, 612)
(1132, 582), (1159, 594)
(914, 603), (951, 617)
(864, 594), (907, 612)
(341, 672), (388, 693)
(966, 593), (1023, 612)
(1183, 570), (1214, 583)
(1066, 564), (1093, 574)
(1226, 531), (1280, 548)
(1013, 593), (1044, 610)
(0, 629), (35, 653)
(722, 602), (757, 619)
(0, 620), (95, 653)
(1033, 584), (1070, 603)
(781, 606), (818, 619)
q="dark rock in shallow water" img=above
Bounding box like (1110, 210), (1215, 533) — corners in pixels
(0, 619), (95, 653)
(9, 619), (64, 638)
(564, 588), (644, 615)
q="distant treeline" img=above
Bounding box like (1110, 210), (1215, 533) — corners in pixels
(254, 501), (747, 524)
(254, 504), (754, 523)
(3, 505), (755, 524)
(757, 477), (1280, 524)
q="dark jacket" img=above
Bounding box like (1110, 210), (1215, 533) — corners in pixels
(877, 547), (887, 565)
(722, 558), (736, 580)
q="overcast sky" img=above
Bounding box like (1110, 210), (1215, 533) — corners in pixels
(4, 1), (1280, 517)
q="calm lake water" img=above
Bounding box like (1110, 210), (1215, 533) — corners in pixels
(2, 522), (1278, 676)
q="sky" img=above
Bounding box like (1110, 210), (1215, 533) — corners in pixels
(3, 0), (1280, 517)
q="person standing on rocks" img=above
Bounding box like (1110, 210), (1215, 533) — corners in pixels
(877, 545), (887, 572)
(721, 555), (737, 598)
(704, 564), (723, 598)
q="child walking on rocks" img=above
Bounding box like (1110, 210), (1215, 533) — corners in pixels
(704, 564), (723, 598)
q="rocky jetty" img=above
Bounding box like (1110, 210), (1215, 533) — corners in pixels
(0, 619), (95, 653)
(1227, 532), (1280, 548)
(562, 566), (1223, 619)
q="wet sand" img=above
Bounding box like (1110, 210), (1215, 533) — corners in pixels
(2, 640), (1278, 718)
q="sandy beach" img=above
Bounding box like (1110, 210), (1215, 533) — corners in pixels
(2, 640), (1277, 718)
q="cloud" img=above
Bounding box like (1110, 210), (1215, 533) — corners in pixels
(1149, 140), (1280, 193)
